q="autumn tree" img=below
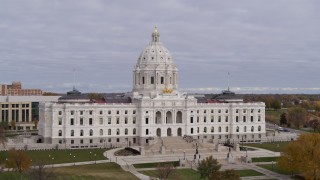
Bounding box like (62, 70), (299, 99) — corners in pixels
(11, 120), (16, 130)
(156, 163), (176, 180)
(210, 169), (240, 180)
(287, 107), (307, 128)
(197, 155), (221, 179)
(28, 160), (56, 180)
(5, 149), (32, 177)
(280, 113), (287, 125)
(278, 133), (320, 179)
(308, 119), (320, 132)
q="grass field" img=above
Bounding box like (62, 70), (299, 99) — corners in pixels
(133, 161), (179, 168)
(258, 164), (295, 175)
(140, 169), (200, 180)
(252, 157), (279, 162)
(244, 141), (290, 152)
(0, 163), (138, 180)
(237, 169), (264, 177)
(265, 109), (287, 124)
(0, 148), (109, 165)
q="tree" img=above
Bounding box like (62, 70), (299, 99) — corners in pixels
(0, 126), (7, 148)
(280, 113), (287, 125)
(197, 155), (221, 179)
(11, 120), (16, 130)
(287, 107), (307, 128)
(210, 169), (240, 180)
(278, 133), (320, 179)
(28, 160), (56, 180)
(5, 149), (32, 177)
(156, 163), (176, 180)
(308, 119), (320, 132)
(271, 99), (281, 110)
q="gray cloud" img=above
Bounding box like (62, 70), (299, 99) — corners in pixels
(0, 0), (319, 94)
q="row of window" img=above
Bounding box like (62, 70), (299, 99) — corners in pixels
(191, 109), (262, 114)
(190, 125), (262, 134)
(58, 117), (137, 126)
(190, 115), (262, 124)
(58, 110), (137, 116)
(58, 128), (138, 137)
(1, 104), (30, 108)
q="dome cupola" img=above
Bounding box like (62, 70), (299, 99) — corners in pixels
(133, 27), (179, 96)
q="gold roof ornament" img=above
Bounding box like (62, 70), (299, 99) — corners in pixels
(162, 87), (173, 94)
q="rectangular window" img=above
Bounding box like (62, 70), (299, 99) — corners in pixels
(258, 116), (261, 122)
(89, 111), (93, 115)
(108, 110), (111, 114)
(117, 110), (119, 114)
(236, 109), (239, 113)
(218, 116), (221, 122)
(116, 118), (120, 124)
(90, 139), (93, 144)
(71, 111), (74, 115)
(99, 118), (103, 125)
(58, 111), (62, 115)
(125, 110), (128, 114)
(151, 77), (154, 84)
(243, 116), (246, 122)
(251, 109), (254, 113)
(89, 118), (93, 125)
(161, 77), (164, 84)
(251, 116), (254, 122)
(243, 110), (246, 113)
(58, 118), (62, 125)
(133, 110), (136, 114)
(125, 117), (128, 124)
(145, 118), (149, 124)
(80, 111), (83, 115)
(70, 118), (74, 125)
(71, 140), (74, 144)
(197, 117), (199, 123)
(225, 116), (228, 122)
(236, 116), (239, 122)
(190, 117), (193, 123)
(100, 111), (103, 115)
(211, 116), (214, 123)
(80, 139), (83, 144)
(204, 116), (206, 123)
(108, 118), (111, 124)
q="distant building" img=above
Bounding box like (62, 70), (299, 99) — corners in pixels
(0, 96), (60, 130)
(39, 27), (266, 147)
(0, 81), (43, 96)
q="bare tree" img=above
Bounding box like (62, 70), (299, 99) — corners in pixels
(28, 160), (56, 180)
(156, 163), (176, 180)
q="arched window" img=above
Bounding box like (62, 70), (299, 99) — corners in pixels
(211, 127), (214, 133)
(108, 129), (111, 135)
(244, 126), (247, 132)
(146, 129), (149, 135)
(116, 128), (120, 135)
(80, 129), (83, 136)
(251, 126), (254, 132)
(226, 126), (229, 132)
(236, 126), (239, 132)
(58, 130), (62, 136)
(99, 129), (103, 136)
(90, 129), (93, 136)
(125, 128), (128, 135)
(71, 130), (74, 136)
(133, 128), (136, 135)
(204, 127), (207, 133)
(218, 126), (221, 132)
(258, 126), (261, 131)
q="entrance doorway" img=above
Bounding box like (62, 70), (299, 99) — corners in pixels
(157, 128), (161, 137)
(177, 128), (182, 136)
(167, 128), (172, 136)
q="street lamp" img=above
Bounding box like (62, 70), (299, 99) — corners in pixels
(183, 151), (186, 160)
(73, 156), (76, 166)
(94, 154), (97, 164)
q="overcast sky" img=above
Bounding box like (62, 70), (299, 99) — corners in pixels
(0, 0), (319, 94)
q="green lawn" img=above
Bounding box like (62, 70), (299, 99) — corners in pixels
(244, 142), (291, 152)
(236, 169), (264, 177)
(252, 157), (279, 162)
(140, 169), (200, 180)
(0, 163), (138, 180)
(258, 164), (295, 175)
(133, 161), (179, 168)
(0, 148), (109, 165)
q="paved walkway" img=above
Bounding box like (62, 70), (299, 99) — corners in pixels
(105, 147), (293, 180)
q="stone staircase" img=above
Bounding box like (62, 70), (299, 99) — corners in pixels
(145, 136), (216, 155)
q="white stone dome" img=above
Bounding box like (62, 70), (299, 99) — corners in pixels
(137, 27), (174, 65)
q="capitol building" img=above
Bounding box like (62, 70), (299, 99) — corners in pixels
(38, 28), (266, 147)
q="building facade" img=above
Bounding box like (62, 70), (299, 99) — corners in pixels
(0, 81), (43, 96)
(39, 28), (266, 147)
